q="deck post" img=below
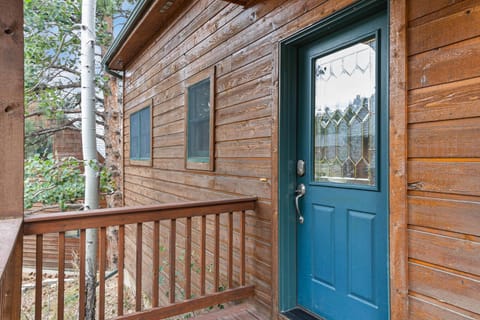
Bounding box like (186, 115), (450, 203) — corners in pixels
(0, 0), (24, 318)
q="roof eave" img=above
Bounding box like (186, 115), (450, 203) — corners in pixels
(102, 0), (154, 71)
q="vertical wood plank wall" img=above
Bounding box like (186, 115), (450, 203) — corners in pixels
(121, 0), (358, 312)
(407, 0), (480, 318)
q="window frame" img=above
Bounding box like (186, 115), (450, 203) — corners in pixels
(128, 99), (153, 167)
(184, 67), (215, 171)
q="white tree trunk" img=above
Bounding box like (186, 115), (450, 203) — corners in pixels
(80, 0), (98, 318)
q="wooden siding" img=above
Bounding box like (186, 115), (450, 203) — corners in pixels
(119, 0), (480, 318)
(121, 0), (359, 315)
(23, 234), (81, 271)
(407, 0), (480, 319)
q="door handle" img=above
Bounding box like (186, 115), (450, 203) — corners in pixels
(295, 183), (306, 224)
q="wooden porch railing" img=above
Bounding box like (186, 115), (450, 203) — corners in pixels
(0, 218), (23, 319)
(23, 197), (256, 320)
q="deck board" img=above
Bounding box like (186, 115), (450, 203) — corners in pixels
(191, 303), (264, 320)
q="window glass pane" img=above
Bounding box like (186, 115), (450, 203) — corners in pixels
(314, 37), (377, 186)
(187, 78), (210, 162)
(139, 107), (151, 158)
(130, 106), (151, 161)
(130, 112), (140, 159)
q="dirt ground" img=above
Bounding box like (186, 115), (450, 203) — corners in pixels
(21, 271), (222, 319)
(21, 271), (137, 320)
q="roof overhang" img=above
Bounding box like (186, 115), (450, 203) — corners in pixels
(103, 0), (249, 72)
(103, 0), (189, 71)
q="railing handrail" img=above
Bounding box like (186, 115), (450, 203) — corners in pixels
(24, 197), (257, 235)
(0, 217), (23, 319)
(0, 217), (22, 276)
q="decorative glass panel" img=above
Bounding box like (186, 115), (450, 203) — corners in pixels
(314, 37), (376, 186)
(187, 78), (210, 162)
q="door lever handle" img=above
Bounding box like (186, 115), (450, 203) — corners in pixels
(295, 183), (306, 224)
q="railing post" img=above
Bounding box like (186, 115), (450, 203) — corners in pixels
(135, 223), (143, 311)
(185, 217), (192, 300)
(118, 224), (125, 316)
(169, 219), (176, 303)
(79, 229), (86, 320)
(35, 234), (43, 320)
(58, 232), (65, 320)
(21, 197), (257, 319)
(153, 220), (160, 307)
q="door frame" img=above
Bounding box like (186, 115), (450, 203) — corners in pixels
(277, 0), (408, 317)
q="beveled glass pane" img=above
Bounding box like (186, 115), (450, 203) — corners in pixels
(187, 78), (210, 161)
(314, 37), (376, 186)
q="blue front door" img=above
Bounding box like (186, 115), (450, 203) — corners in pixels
(295, 10), (388, 320)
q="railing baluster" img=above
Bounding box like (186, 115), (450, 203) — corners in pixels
(58, 232), (65, 320)
(21, 197), (257, 319)
(152, 220), (159, 307)
(169, 219), (176, 303)
(200, 215), (206, 296)
(35, 234), (43, 320)
(185, 217), (192, 300)
(240, 210), (246, 286)
(228, 212), (233, 289)
(135, 223), (142, 311)
(118, 225), (125, 316)
(214, 214), (220, 292)
(79, 229), (86, 320)
(99, 227), (107, 320)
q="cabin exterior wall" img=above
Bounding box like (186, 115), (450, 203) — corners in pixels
(122, 0), (360, 313)
(406, 1), (480, 318)
(119, 0), (480, 318)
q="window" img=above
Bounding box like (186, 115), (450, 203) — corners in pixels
(129, 100), (152, 165)
(185, 67), (215, 171)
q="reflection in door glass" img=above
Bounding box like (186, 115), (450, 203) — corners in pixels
(314, 37), (376, 186)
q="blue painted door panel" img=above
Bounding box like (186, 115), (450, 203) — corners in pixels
(296, 11), (388, 320)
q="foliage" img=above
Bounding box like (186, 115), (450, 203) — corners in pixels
(24, 0), (133, 157)
(24, 154), (114, 210)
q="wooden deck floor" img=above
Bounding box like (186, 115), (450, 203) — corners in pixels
(191, 303), (265, 320)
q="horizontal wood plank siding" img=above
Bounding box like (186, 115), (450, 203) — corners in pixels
(122, 0), (358, 314)
(407, 0), (480, 317)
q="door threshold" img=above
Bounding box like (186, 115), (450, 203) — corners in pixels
(282, 307), (325, 320)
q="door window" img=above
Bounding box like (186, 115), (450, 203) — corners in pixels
(314, 37), (377, 186)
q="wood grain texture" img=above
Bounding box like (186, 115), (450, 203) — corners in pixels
(79, 229), (86, 320)
(23, 233), (80, 270)
(35, 235), (43, 320)
(408, 118), (480, 158)
(409, 262), (480, 315)
(408, 160), (480, 196)
(407, 1), (480, 317)
(408, 36), (480, 90)
(409, 229), (480, 276)
(115, 286), (254, 320)
(0, 218), (23, 320)
(409, 295), (479, 320)
(57, 232), (65, 320)
(408, 195), (480, 236)
(135, 223), (142, 311)
(408, 1), (480, 55)
(408, 77), (480, 124)
(389, 0), (409, 319)
(0, 0), (24, 219)
(408, 0), (462, 20)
